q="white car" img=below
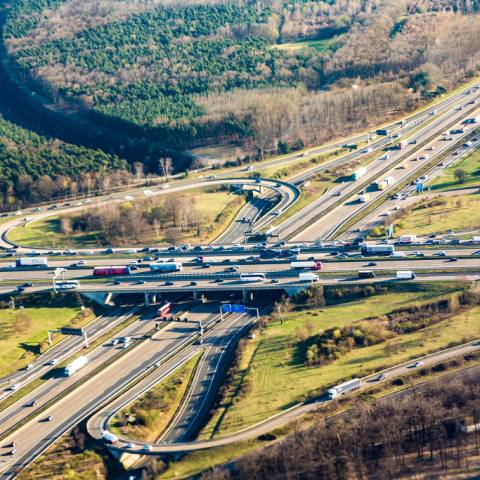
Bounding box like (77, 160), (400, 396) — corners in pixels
(129, 261), (138, 265)
(10, 384), (19, 391)
(411, 251), (420, 256)
(413, 361), (424, 367)
(122, 343), (130, 349)
(430, 146), (435, 150)
(206, 259), (216, 263)
(208, 175), (217, 179)
(447, 232), (455, 236)
(142, 445), (152, 451)
(125, 195), (133, 200)
(413, 241), (423, 245)
(299, 243), (308, 247)
(59, 268), (67, 273)
(384, 154), (390, 160)
(74, 202), (83, 206)
(126, 443), (136, 449)
(13, 211), (22, 216)
(182, 244), (190, 249)
(7, 264), (15, 269)
(83, 199), (91, 203)
(233, 244), (241, 248)
(246, 166), (253, 171)
(59, 284), (75, 289)
(77, 260), (86, 265)
(206, 245), (215, 250)
(84, 251), (94, 255)
(127, 250), (137, 254)
(161, 185), (170, 189)
(421, 155), (429, 159)
(63, 250), (72, 254)
(384, 211), (391, 216)
(50, 359), (58, 365)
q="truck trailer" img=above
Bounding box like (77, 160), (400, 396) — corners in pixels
(352, 167), (367, 180)
(359, 271), (375, 278)
(359, 194), (370, 202)
(361, 245), (394, 256)
(15, 257), (48, 267)
(150, 262), (183, 272)
(400, 235), (416, 243)
(64, 356), (88, 376)
(93, 266), (131, 275)
(290, 261), (322, 270)
(328, 378), (361, 399)
(102, 431), (119, 444)
(378, 180), (388, 190)
(299, 273), (319, 282)
(397, 270), (416, 280)
(398, 141), (407, 149)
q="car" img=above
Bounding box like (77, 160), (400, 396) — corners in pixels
(63, 203), (71, 207)
(190, 281), (198, 286)
(377, 373), (387, 381)
(426, 240), (434, 244)
(143, 256), (153, 261)
(308, 256), (315, 260)
(167, 246), (175, 251)
(16, 286), (25, 292)
(0, 213), (8, 217)
(10, 384), (19, 391)
(126, 443), (136, 449)
(23, 283), (33, 287)
(70, 263), (79, 267)
(50, 359), (58, 365)
(246, 256), (255, 261)
(337, 191), (342, 196)
(413, 361), (424, 368)
(413, 241), (423, 245)
(331, 251), (339, 256)
(417, 253), (425, 257)
(130, 265), (138, 270)
(215, 278), (224, 283)
(165, 281), (174, 286)
(122, 343), (130, 349)
(85, 250), (94, 255)
(113, 279), (122, 285)
(193, 246), (203, 251)
(32, 207), (41, 212)
(410, 251), (420, 256)
(47, 415), (54, 421)
(453, 151), (460, 155)
(74, 202), (83, 206)
(299, 243), (308, 247)
(421, 155), (429, 159)
(181, 244), (190, 250)
(137, 280), (145, 284)
(270, 279), (279, 283)
(429, 234), (436, 238)
(437, 251), (446, 256)
(337, 255), (348, 259)
(77, 260), (86, 265)
(167, 258), (175, 262)
(127, 249), (137, 254)
(142, 445), (152, 451)
(452, 239), (461, 244)
(83, 199), (91, 203)
(222, 258), (231, 263)
(449, 257), (458, 262)
(352, 255), (364, 259)
(233, 244), (241, 248)
(10, 450), (17, 455)
(246, 166), (253, 171)
(429, 146), (435, 150)
(447, 232), (455, 236)
(368, 262), (377, 266)
(63, 249), (73, 255)
(129, 260), (138, 265)
(438, 239), (448, 244)
(203, 264), (211, 268)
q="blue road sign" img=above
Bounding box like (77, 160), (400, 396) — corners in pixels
(416, 182), (424, 191)
(222, 304), (246, 313)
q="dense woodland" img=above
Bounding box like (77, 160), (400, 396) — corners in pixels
(5, 0), (480, 154)
(197, 371), (480, 480)
(0, 115), (129, 209)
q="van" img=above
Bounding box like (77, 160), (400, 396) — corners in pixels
(390, 252), (405, 257)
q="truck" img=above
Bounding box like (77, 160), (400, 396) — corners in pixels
(93, 266), (131, 275)
(361, 245), (394, 256)
(328, 378), (361, 399)
(150, 262), (183, 272)
(299, 273), (319, 282)
(290, 261), (322, 270)
(352, 167), (367, 180)
(400, 235), (416, 243)
(15, 257), (48, 267)
(64, 356), (88, 376)
(398, 141), (407, 149)
(359, 271), (375, 278)
(470, 237), (480, 242)
(378, 180), (388, 190)
(390, 251), (405, 257)
(359, 194), (369, 203)
(101, 431), (119, 444)
(384, 176), (394, 186)
(397, 270), (416, 280)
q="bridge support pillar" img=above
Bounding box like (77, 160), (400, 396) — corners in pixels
(242, 290), (253, 303)
(151, 293), (157, 304)
(144, 292), (150, 307)
(104, 293), (113, 305)
(193, 291), (205, 303)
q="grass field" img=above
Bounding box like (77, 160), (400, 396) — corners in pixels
(392, 194), (480, 236)
(200, 283), (469, 438)
(111, 353), (202, 442)
(430, 145), (480, 192)
(9, 189), (246, 248)
(272, 38), (333, 52)
(0, 293), (100, 377)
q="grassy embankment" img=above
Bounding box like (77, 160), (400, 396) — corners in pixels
(370, 194), (480, 237)
(0, 292), (104, 378)
(271, 38), (333, 51)
(430, 144), (480, 192)
(199, 282), (477, 439)
(110, 352), (202, 442)
(9, 188), (247, 249)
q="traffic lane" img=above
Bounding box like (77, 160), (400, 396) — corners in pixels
(0, 312), (217, 475)
(295, 104), (480, 241)
(0, 299), (150, 389)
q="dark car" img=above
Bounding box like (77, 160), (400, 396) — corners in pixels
(449, 257), (458, 262)
(165, 281), (174, 286)
(215, 278), (224, 283)
(23, 283), (33, 287)
(417, 253), (425, 257)
(308, 256), (315, 260)
(331, 251), (339, 256)
(193, 246), (203, 251)
(190, 281), (198, 286)
(140, 247), (150, 252)
(47, 206), (57, 210)
(113, 280), (122, 285)
(70, 263), (78, 267)
(203, 263), (211, 268)
(151, 248), (159, 253)
(63, 203), (71, 207)
(3, 253), (13, 257)
(0, 213), (8, 218)
(130, 265), (138, 270)
(452, 239), (460, 244)
(271, 279), (279, 283)
(368, 262), (377, 266)
(137, 280), (145, 284)
(222, 258), (230, 263)
(52, 252), (62, 256)
(168, 246), (175, 251)
(30, 400), (37, 406)
(429, 234), (436, 239)
(17, 287), (25, 292)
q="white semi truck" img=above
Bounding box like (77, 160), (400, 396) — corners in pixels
(290, 261), (322, 270)
(64, 356), (88, 376)
(150, 262), (183, 272)
(328, 378), (361, 399)
(15, 257), (48, 267)
(299, 273), (319, 282)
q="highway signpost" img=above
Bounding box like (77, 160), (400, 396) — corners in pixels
(52, 268), (65, 293)
(48, 326), (88, 347)
(221, 304), (259, 320)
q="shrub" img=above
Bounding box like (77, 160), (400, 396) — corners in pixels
(392, 377), (405, 386)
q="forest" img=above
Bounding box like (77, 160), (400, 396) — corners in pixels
(0, 115), (128, 210)
(198, 371), (480, 480)
(5, 0), (480, 154)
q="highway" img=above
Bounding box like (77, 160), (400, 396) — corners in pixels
(0, 300), (143, 396)
(289, 97), (480, 241)
(0, 294), (237, 478)
(86, 324), (480, 456)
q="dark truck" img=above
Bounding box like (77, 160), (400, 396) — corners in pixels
(358, 270), (375, 279)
